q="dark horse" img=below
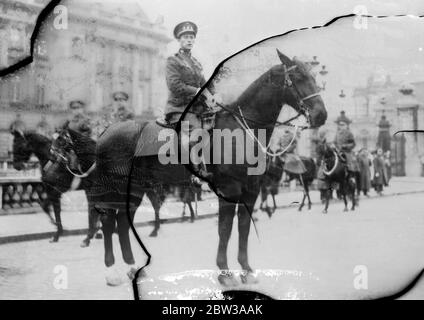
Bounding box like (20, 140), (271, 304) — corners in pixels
(260, 155), (317, 215)
(10, 130), (100, 244)
(55, 50), (327, 287)
(320, 143), (357, 214)
(52, 128), (200, 286)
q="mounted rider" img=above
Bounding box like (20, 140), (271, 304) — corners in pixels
(60, 100), (92, 137)
(333, 111), (359, 173)
(157, 21), (216, 179)
(277, 129), (306, 177)
(57, 100), (93, 190)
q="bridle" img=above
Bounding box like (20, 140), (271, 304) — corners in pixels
(218, 63), (321, 157)
(51, 130), (96, 179)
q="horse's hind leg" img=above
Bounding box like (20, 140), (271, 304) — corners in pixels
(81, 201), (99, 248)
(238, 191), (259, 284)
(217, 197), (238, 287)
(342, 187), (348, 212)
(299, 193), (306, 212)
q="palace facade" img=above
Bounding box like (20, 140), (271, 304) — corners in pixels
(0, 0), (170, 160)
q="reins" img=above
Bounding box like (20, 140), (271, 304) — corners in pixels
(322, 150), (339, 176)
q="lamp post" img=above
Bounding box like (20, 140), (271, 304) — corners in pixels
(307, 56), (329, 158)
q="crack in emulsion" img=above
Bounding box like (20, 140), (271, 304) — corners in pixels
(1, 2), (424, 300)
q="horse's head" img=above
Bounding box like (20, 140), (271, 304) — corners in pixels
(11, 130), (52, 170)
(11, 129), (32, 171)
(275, 49), (327, 128)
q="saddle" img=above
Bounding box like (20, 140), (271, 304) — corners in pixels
(134, 121), (178, 157)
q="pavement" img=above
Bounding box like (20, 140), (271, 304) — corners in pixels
(0, 177), (424, 244)
(1, 187), (424, 299)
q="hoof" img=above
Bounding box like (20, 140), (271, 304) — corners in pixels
(240, 271), (259, 285)
(80, 238), (90, 248)
(127, 266), (138, 281)
(217, 271), (239, 287)
(95, 232), (103, 239)
(298, 207), (303, 212)
(343, 208), (348, 212)
(105, 267), (123, 286)
(322, 209), (327, 214)
(49, 236), (59, 243)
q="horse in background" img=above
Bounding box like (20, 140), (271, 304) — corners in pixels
(319, 143), (357, 213)
(260, 154), (317, 215)
(10, 129), (101, 244)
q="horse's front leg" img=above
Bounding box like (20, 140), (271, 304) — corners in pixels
(342, 185), (348, 212)
(237, 192), (259, 284)
(187, 202), (195, 223)
(50, 195), (63, 243)
(217, 197), (238, 287)
(147, 191), (162, 237)
(323, 188), (331, 214)
(299, 193), (306, 212)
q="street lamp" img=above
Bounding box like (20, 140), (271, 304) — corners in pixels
(319, 65), (328, 76)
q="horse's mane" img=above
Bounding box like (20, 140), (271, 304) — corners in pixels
(67, 129), (97, 170)
(25, 131), (51, 146)
(67, 129), (96, 154)
(234, 58), (310, 108)
(235, 65), (280, 107)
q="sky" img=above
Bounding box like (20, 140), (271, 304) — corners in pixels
(134, 0), (424, 119)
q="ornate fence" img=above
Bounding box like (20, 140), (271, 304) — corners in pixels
(0, 160), (45, 215)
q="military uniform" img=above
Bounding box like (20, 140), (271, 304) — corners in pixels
(112, 91), (135, 122)
(277, 130), (306, 175)
(59, 100), (92, 137)
(334, 127), (359, 172)
(164, 48), (209, 119)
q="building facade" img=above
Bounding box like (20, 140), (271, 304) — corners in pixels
(351, 76), (424, 177)
(0, 0), (170, 160)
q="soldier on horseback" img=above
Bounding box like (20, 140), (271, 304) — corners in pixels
(277, 129), (306, 180)
(157, 21), (216, 179)
(333, 111), (359, 173)
(112, 91), (135, 122)
(57, 100), (93, 190)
